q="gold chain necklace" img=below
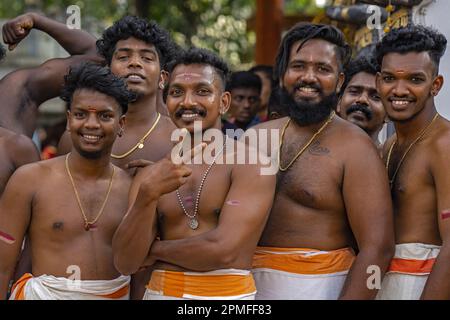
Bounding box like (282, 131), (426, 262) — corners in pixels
(65, 154), (116, 231)
(278, 111), (335, 172)
(385, 113), (439, 188)
(176, 137), (228, 230)
(111, 113), (161, 159)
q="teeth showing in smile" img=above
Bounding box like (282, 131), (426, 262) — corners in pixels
(83, 135), (100, 142)
(181, 113), (200, 120)
(392, 100), (409, 106)
(299, 87), (318, 93)
(127, 75), (144, 81)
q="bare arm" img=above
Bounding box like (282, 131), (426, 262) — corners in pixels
(421, 138), (450, 299)
(0, 166), (36, 299)
(112, 154), (194, 276)
(339, 137), (395, 299)
(9, 134), (41, 168)
(2, 13), (101, 107)
(149, 162), (276, 271)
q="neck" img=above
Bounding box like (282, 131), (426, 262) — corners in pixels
(394, 102), (437, 144)
(125, 93), (158, 126)
(290, 111), (333, 133)
(67, 150), (113, 179)
(234, 119), (250, 130)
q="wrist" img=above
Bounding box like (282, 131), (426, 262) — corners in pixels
(29, 12), (42, 30)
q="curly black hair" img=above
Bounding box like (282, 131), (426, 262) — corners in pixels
(164, 47), (230, 101)
(341, 54), (379, 95)
(275, 23), (352, 81)
(60, 62), (136, 114)
(96, 16), (177, 70)
(226, 71), (262, 93)
(376, 24), (447, 74)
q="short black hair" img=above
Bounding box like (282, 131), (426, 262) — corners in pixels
(376, 24), (447, 74)
(275, 22), (352, 80)
(164, 47), (230, 101)
(96, 16), (177, 70)
(226, 71), (262, 93)
(341, 55), (379, 94)
(60, 62), (135, 114)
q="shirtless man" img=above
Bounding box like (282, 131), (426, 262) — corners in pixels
(1, 12), (98, 137)
(0, 63), (134, 300)
(112, 48), (276, 300)
(246, 23), (394, 300)
(337, 56), (387, 148)
(0, 44), (40, 194)
(376, 25), (450, 300)
(58, 16), (177, 167)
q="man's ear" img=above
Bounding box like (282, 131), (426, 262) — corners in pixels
(336, 72), (345, 95)
(336, 97), (342, 115)
(160, 70), (169, 89)
(118, 115), (126, 137)
(375, 72), (382, 91)
(220, 91), (231, 115)
(66, 110), (71, 131)
(431, 74), (444, 97)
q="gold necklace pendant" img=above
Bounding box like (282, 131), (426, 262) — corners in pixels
(111, 113), (161, 159)
(385, 113), (440, 188)
(278, 111), (335, 172)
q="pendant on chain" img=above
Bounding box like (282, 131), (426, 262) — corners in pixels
(188, 218), (199, 230)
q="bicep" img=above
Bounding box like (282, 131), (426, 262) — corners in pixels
(215, 166), (276, 246)
(430, 151), (450, 244)
(343, 145), (394, 248)
(12, 136), (41, 168)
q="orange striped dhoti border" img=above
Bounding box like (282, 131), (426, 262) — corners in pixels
(143, 269), (256, 300)
(377, 243), (440, 300)
(251, 246), (355, 300)
(9, 273), (130, 300)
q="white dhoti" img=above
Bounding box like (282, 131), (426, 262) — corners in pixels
(9, 273), (130, 300)
(376, 243), (440, 300)
(251, 247), (355, 300)
(143, 269), (256, 300)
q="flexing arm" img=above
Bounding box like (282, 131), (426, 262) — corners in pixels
(339, 137), (395, 299)
(421, 138), (450, 299)
(0, 166), (36, 299)
(148, 160), (276, 271)
(0, 13), (101, 136)
(10, 134), (41, 168)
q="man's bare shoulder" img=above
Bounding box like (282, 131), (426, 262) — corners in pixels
(429, 117), (450, 154)
(159, 114), (177, 131)
(250, 117), (288, 131)
(332, 117), (378, 148)
(113, 164), (133, 185)
(2, 129), (38, 158)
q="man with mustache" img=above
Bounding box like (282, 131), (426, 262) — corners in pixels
(376, 25), (450, 300)
(337, 56), (387, 149)
(0, 63), (135, 300)
(112, 48), (276, 300)
(246, 23), (395, 299)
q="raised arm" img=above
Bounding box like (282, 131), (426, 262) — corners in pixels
(148, 160), (276, 271)
(0, 166), (36, 299)
(0, 13), (101, 135)
(421, 138), (450, 299)
(339, 137), (395, 299)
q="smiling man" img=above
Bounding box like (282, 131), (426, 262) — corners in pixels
(0, 63), (135, 300)
(58, 16), (178, 168)
(337, 56), (386, 149)
(112, 48), (276, 300)
(376, 25), (450, 300)
(246, 23), (394, 300)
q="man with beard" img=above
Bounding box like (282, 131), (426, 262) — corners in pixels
(0, 63), (135, 300)
(376, 25), (450, 300)
(337, 56), (387, 149)
(0, 12), (99, 137)
(246, 23), (394, 299)
(112, 48), (276, 300)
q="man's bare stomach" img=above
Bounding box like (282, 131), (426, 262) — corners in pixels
(259, 200), (355, 251)
(29, 241), (121, 281)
